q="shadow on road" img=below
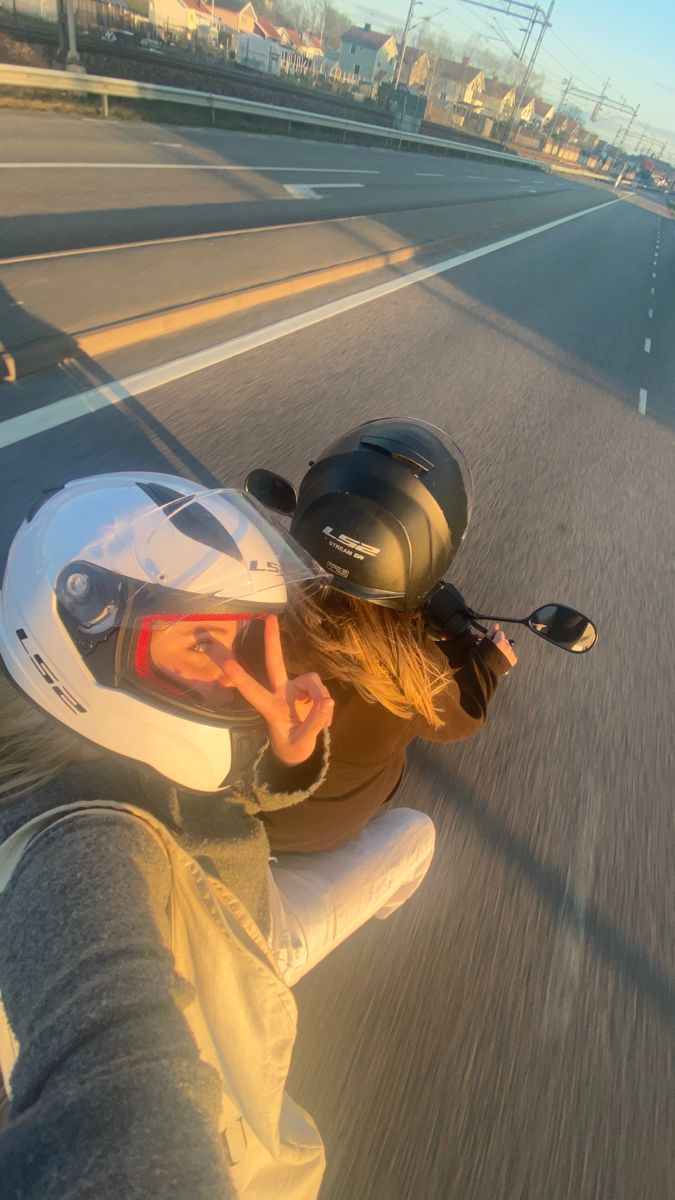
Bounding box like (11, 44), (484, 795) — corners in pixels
(0, 280), (223, 558)
(412, 743), (675, 1028)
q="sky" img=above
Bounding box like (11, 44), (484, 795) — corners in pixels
(351, 0), (675, 158)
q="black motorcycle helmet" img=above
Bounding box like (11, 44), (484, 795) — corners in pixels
(287, 418), (473, 612)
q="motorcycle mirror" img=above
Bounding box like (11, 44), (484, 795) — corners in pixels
(244, 469), (297, 516)
(527, 604), (598, 653)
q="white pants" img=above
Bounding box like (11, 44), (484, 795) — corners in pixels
(266, 808), (435, 987)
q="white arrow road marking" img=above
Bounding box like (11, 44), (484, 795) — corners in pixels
(283, 183), (365, 200)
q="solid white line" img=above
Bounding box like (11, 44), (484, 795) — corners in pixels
(0, 198), (620, 451)
(644, 337), (651, 353)
(648, 308), (653, 318)
(0, 213), (370, 266)
(0, 162), (379, 173)
(638, 388), (647, 415)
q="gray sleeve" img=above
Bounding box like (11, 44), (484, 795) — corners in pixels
(245, 729), (331, 814)
(0, 811), (233, 1199)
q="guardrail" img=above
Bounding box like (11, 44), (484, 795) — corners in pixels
(0, 62), (549, 172)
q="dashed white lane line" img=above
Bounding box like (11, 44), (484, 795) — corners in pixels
(151, 142), (184, 148)
(648, 308), (653, 318)
(0, 198), (620, 450)
(283, 182), (364, 200)
(644, 337), (652, 353)
(0, 162), (379, 173)
(639, 388), (648, 415)
(414, 172), (444, 177)
(652, 272), (657, 278)
(651, 286), (655, 295)
(467, 175), (488, 180)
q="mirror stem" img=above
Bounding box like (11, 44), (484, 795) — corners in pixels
(467, 612), (529, 627)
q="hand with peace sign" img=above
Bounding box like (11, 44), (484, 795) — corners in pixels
(220, 615), (334, 766)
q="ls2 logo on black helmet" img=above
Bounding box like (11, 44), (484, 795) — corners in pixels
(16, 628), (87, 715)
(322, 527), (381, 561)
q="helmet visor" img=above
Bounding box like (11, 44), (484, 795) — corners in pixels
(54, 487), (327, 719)
(391, 418), (474, 535)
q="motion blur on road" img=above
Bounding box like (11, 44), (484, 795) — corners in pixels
(1, 110), (673, 1200)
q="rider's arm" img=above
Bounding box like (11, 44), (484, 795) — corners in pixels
(0, 810), (232, 1200)
(246, 728), (330, 813)
(412, 633), (511, 743)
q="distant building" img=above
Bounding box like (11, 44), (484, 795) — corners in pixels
(531, 97), (555, 126)
(149, 0), (213, 34)
(518, 95), (536, 123)
(394, 44), (430, 90)
(432, 57), (484, 106)
(481, 78), (516, 121)
(338, 24), (397, 83)
(212, 1), (257, 36)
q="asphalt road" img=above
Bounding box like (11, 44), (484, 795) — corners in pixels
(2, 111), (574, 257)
(1, 114), (673, 1200)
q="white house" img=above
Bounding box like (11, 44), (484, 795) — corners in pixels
(338, 24), (397, 83)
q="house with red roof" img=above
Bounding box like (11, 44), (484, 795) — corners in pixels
(338, 23), (397, 83)
(301, 32), (324, 59)
(254, 15), (282, 40)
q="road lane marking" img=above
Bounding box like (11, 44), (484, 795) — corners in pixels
(639, 388), (648, 414)
(414, 172), (444, 177)
(282, 182), (364, 200)
(652, 272), (656, 278)
(644, 337), (651, 353)
(0, 198), (620, 450)
(1, 211), (393, 266)
(467, 175), (488, 180)
(505, 177), (520, 181)
(648, 308), (653, 318)
(651, 286), (655, 294)
(0, 162), (379, 173)
(151, 142), (184, 147)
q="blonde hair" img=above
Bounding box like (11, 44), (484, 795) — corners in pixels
(0, 670), (83, 803)
(285, 588), (449, 728)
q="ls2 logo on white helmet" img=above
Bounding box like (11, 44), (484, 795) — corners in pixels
(16, 628), (87, 716)
(322, 527), (381, 561)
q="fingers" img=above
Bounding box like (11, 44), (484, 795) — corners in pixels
(489, 627), (518, 668)
(220, 656), (275, 720)
(272, 697), (335, 765)
(296, 696), (335, 740)
(263, 614), (288, 694)
(288, 671), (332, 707)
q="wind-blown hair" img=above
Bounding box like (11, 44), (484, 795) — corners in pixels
(284, 588), (449, 729)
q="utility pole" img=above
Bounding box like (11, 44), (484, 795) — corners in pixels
(393, 0), (421, 90)
(458, 3), (555, 144)
(503, 0), (554, 144)
(615, 104), (639, 153)
(63, 0), (81, 69)
(590, 76), (611, 121)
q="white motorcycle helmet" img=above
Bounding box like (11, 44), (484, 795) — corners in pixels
(0, 473), (327, 791)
